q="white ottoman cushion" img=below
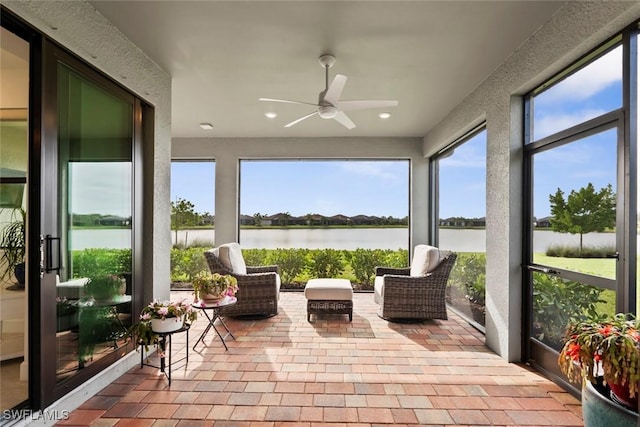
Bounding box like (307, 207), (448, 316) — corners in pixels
(304, 278), (353, 300)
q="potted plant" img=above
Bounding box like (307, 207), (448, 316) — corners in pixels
(192, 272), (238, 302)
(56, 296), (80, 332)
(0, 208), (25, 286)
(83, 274), (127, 302)
(558, 313), (639, 426)
(128, 299), (197, 350)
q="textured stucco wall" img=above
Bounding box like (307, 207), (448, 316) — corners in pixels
(172, 137), (430, 248)
(423, 1), (640, 360)
(4, 1), (173, 303)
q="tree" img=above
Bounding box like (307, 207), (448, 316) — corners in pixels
(548, 183), (616, 253)
(253, 212), (265, 227)
(171, 198), (198, 245)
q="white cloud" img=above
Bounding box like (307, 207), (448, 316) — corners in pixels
(534, 109), (606, 140)
(71, 163), (131, 216)
(339, 161), (403, 181)
(539, 46), (621, 102)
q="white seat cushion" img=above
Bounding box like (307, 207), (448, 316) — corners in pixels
(304, 278), (353, 300)
(374, 275), (384, 305)
(217, 242), (247, 275)
(409, 245), (442, 277)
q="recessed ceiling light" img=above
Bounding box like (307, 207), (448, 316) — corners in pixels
(265, 112), (278, 119)
(199, 123), (214, 130)
(378, 112), (392, 119)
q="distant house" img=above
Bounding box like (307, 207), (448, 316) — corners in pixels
(351, 214), (376, 225)
(239, 214), (255, 226)
(439, 217), (486, 227)
(98, 215), (129, 226)
(535, 216), (552, 228)
(327, 214), (350, 225)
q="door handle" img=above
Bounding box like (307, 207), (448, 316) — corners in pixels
(44, 234), (61, 273)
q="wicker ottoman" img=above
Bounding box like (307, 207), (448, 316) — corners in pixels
(304, 278), (353, 322)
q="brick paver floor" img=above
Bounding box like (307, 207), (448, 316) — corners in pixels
(57, 291), (583, 426)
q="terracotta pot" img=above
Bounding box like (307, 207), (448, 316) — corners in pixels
(202, 292), (225, 302)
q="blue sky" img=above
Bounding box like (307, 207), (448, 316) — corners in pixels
(171, 160), (410, 218)
(170, 47), (623, 220)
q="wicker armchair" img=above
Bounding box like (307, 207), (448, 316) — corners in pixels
(374, 250), (456, 322)
(204, 246), (280, 318)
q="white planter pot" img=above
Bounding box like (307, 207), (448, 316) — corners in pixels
(151, 315), (184, 333)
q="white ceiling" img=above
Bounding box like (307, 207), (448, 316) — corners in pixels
(89, 1), (564, 139)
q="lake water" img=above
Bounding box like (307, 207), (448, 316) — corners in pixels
(70, 228), (617, 252)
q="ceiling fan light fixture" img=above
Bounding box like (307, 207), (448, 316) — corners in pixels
(318, 105), (338, 119)
(264, 112), (278, 119)
(199, 122), (214, 130)
(378, 112), (392, 119)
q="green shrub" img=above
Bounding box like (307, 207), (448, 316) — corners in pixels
(532, 272), (606, 350)
(448, 253), (486, 305)
(187, 238), (214, 249)
(170, 247), (208, 282)
(72, 248), (132, 279)
(242, 248), (269, 266)
(344, 248), (388, 286)
(382, 249), (409, 268)
(307, 249), (345, 279)
(546, 244), (616, 258)
(268, 248), (310, 285)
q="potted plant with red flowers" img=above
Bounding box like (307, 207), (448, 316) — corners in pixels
(558, 313), (639, 426)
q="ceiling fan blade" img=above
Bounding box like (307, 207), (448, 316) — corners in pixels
(323, 74), (347, 105)
(333, 111), (356, 129)
(338, 100), (398, 111)
(259, 97), (318, 107)
(284, 111), (318, 128)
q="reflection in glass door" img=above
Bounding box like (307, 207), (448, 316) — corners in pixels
(55, 63), (133, 381)
(0, 25), (29, 411)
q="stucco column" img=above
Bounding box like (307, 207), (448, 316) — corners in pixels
(214, 152), (240, 246)
(483, 97), (523, 361)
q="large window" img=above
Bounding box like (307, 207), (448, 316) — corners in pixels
(170, 161), (215, 247)
(524, 39), (630, 387)
(169, 161), (215, 285)
(238, 160), (409, 289)
(432, 127), (487, 328)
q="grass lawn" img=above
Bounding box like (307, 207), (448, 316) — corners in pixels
(534, 253), (619, 316)
(533, 253), (616, 279)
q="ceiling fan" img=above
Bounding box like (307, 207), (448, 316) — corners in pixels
(259, 54), (398, 129)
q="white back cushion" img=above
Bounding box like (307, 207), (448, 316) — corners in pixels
(409, 245), (441, 277)
(217, 243), (247, 275)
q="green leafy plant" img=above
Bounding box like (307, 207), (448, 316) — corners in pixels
(532, 272), (606, 350)
(83, 275), (127, 301)
(344, 248), (387, 286)
(170, 247), (208, 282)
(72, 248), (132, 279)
(558, 313), (640, 409)
(191, 272), (238, 301)
(0, 208), (25, 283)
(242, 248), (269, 266)
(307, 249), (345, 279)
(268, 248), (310, 285)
